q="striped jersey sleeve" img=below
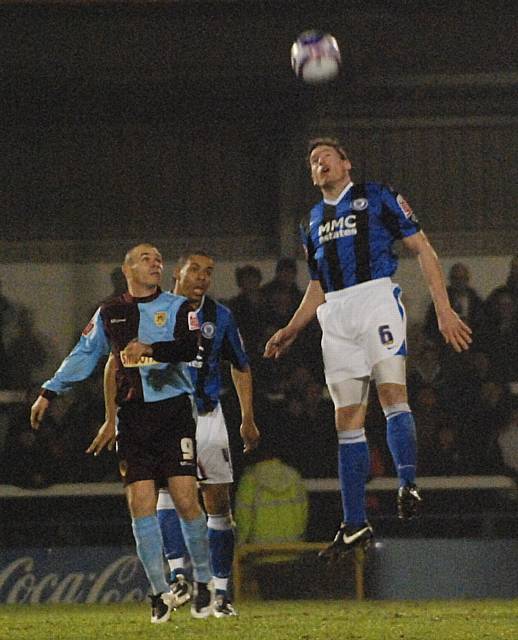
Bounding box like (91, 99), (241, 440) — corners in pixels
(380, 185), (421, 239)
(300, 214), (320, 281)
(220, 306), (249, 370)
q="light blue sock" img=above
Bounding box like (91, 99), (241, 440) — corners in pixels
(385, 403), (417, 487)
(131, 515), (169, 595)
(338, 430), (370, 528)
(207, 514), (235, 587)
(180, 513), (211, 583)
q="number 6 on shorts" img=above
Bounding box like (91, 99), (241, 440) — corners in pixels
(378, 324), (394, 346)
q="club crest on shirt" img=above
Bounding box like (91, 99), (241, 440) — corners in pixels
(82, 320), (94, 336)
(352, 197), (369, 211)
(154, 311), (167, 327)
(201, 322), (216, 339)
(396, 194), (414, 218)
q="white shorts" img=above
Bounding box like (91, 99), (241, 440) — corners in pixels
(316, 278), (407, 384)
(196, 402), (233, 485)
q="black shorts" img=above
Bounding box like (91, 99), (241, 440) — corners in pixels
(116, 394), (197, 487)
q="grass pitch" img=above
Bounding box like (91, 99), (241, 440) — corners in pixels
(1, 599), (517, 640)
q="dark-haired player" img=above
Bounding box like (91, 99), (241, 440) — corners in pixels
(94, 250), (260, 617)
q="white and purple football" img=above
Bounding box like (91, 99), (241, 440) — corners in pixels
(290, 30), (341, 84)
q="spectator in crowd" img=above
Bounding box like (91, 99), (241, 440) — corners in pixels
(460, 380), (512, 473)
(424, 262), (484, 348)
(261, 257), (303, 316)
(439, 348), (490, 426)
(261, 282), (324, 390)
(59, 375), (118, 483)
(227, 264), (266, 362)
(405, 321), (429, 358)
(407, 341), (446, 406)
(410, 385), (452, 475)
(234, 427), (309, 598)
(263, 376), (337, 479)
(477, 289), (518, 386)
(254, 321), (323, 400)
(486, 254), (518, 317)
(427, 425), (464, 476)
(281, 364), (316, 397)
(252, 328), (287, 398)
(268, 287), (299, 333)
(11, 386), (114, 486)
(106, 266), (128, 299)
(497, 402), (518, 478)
(1, 389), (74, 487)
(5, 306), (48, 391)
(235, 432), (309, 546)
(2, 421), (50, 488)
(227, 260), (313, 395)
(0, 279), (16, 388)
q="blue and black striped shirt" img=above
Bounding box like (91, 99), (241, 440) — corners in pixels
(300, 182), (420, 293)
(188, 295), (249, 414)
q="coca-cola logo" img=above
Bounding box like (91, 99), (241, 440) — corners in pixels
(0, 554), (147, 604)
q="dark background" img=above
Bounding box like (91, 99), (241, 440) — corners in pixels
(1, 0), (516, 253)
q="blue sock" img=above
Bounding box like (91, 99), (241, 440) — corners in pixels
(207, 514), (235, 589)
(180, 513), (211, 583)
(338, 430), (370, 527)
(131, 515), (169, 595)
(157, 508), (187, 560)
(384, 404), (417, 487)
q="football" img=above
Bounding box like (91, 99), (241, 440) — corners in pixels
(290, 30), (341, 84)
